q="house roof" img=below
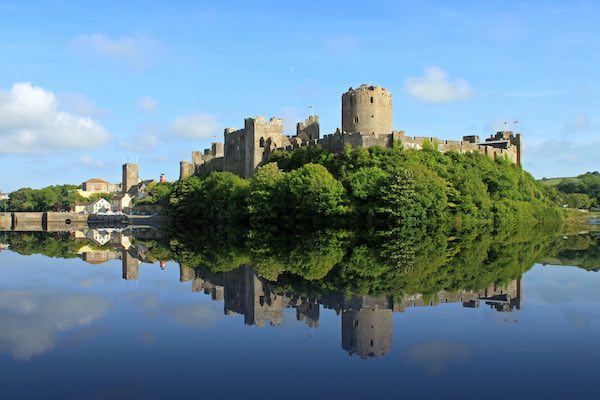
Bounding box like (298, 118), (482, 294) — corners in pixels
(90, 198), (110, 205)
(85, 178), (108, 184)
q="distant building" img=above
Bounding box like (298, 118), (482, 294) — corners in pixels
(79, 179), (121, 198)
(110, 193), (133, 212)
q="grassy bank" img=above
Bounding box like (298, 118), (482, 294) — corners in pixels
(562, 209), (600, 234)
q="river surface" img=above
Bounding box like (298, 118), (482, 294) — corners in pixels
(0, 229), (599, 399)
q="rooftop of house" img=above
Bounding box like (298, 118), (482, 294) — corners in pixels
(84, 178), (109, 184)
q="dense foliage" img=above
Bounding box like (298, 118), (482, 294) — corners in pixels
(1, 232), (82, 259)
(541, 233), (600, 271)
(166, 145), (561, 233)
(556, 172), (600, 207)
(3, 185), (83, 211)
(165, 221), (561, 298)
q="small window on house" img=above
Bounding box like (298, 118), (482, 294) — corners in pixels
(370, 96), (373, 103)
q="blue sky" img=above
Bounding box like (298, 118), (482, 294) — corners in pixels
(0, 0), (599, 191)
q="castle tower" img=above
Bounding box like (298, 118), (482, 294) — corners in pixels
(224, 117), (287, 179)
(342, 84), (392, 136)
(296, 116), (320, 142)
(341, 307), (392, 358)
(180, 161), (193, 180)
(122, 163), (139, 194)
(122, 250), (140, 280)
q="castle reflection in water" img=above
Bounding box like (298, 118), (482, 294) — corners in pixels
(78, 229), (522, 360)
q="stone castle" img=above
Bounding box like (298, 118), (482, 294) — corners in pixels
(180, 84), (522, 180)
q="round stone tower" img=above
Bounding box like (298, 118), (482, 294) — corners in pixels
(341, 84), (392, 135)
(341, 307), (392, 358)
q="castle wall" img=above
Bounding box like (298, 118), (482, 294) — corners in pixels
(195, 157), (224, 175)
(224, 127), (248, 178)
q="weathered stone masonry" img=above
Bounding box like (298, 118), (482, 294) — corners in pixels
(180, 84), (522, 180)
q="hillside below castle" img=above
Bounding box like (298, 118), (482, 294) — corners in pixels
(180, 84), (522, 180)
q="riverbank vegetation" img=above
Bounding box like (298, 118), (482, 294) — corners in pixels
(1, 185), (83, 212)
(166, 145), (562, 234)
(540, 171), (600, 208)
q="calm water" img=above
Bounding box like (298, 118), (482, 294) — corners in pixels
(0, 229), (599, 399)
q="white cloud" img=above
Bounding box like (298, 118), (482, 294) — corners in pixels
(0, 82), (110, 154)
(138, 96), (157, 113)
(169, 113), (221, 140)
(70, 33), (165, 68)
(0, 289), (110, 360)
(405, 67), (473, 103)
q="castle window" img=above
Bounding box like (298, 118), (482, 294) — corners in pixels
(370, 96), (373, 103)
(354, 116), (359, 123)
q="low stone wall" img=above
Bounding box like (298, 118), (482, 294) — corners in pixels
(0, 213), (11, 230)
(45, 212), (89, 232)
(12, 212), (44, 231)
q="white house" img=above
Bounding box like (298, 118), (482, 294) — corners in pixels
(85, 198), (111, 214)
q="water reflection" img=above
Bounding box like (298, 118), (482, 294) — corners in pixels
(1, 226), (556, 360)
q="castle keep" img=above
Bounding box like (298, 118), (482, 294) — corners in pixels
(180, 84), (522, 180)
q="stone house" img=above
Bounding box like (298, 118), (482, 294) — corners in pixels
(110, 193), (133, 212)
